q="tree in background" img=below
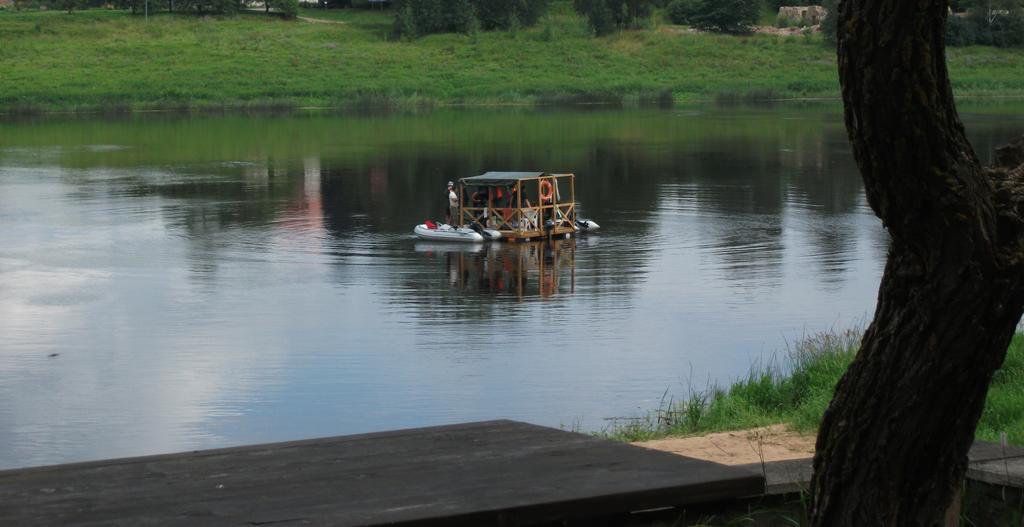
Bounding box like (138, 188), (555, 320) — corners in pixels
(393, 1), (417, 37)
(614, 0), (655, 27)
(273, 0), (298, 19)
(665, 0), (759, 33)
(944, 0), (1024, 47)
(176, 0), (238, 15)
(392, 0), (547, 38)
(573, 0), (655, 35)
(111, 0), (141, 13)
(818, 0), (838, 44)
(573, 0), (615, 35)
(472, 0), (548, 30)
(392, 0), (470, 36)
(762, 0), (812, 8)
(51, 0), (84, 13)
(970, 0), (1024, 47)
(809, 0), (1024, 523)
(946, 11), (980, 46)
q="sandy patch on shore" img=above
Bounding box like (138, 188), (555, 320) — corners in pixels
(633, 424), (815, 466)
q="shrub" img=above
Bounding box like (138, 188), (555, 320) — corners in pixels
(574, 0), (616, 35)
(762, 0), (813, 10)
(176, 0), (237, 14)
(393, 1), (416, 37)
(393, 0), (547, 37)
(573, 0), (654, 35)
(47, 0), (84, 12)
(445, 0), (476, 33)
(274, 0), (298, 19)
(990, 9), (1024, 47)
(392, 0), (475, 37)
(946, 14), (978, 46)
(820, 0), (838, 45)
(682, 0), (759, 34)
(665, 0), (692, 24)
(949, 8), (1024, 48)
(610, 0), (655, 28)
(538, 15), (554, 40)
(472, 0), (549, 30)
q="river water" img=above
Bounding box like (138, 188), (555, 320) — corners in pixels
(2, 103), (1022, 469)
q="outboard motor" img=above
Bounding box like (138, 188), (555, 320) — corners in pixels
(469, 220), (502, 240)
(575, 218), (600, 232)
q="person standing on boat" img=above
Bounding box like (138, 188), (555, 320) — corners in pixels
(446, 181), (459, 226)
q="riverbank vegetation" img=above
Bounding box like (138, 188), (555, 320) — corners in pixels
(606, 329), (1024, 446)
(1, 1), (1023, 113)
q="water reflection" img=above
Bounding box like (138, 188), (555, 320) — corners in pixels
(1, 104), (1023, 469)
(416, 239), (576, 301)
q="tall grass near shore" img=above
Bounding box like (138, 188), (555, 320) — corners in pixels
(608, 330), (1024, 446)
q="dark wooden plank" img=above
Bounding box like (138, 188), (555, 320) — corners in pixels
(737, 458), (812, 496)
(0, 420), (764, 527)
(730, 439), (1024, 498)
(967, 440), (1024, 488)
(968, 440), (1024, 463)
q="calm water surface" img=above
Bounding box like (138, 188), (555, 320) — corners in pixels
(2, 104), (1023, 468)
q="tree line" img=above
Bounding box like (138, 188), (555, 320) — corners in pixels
(10, 0), (298, 18)
(8, 0), (1022, 48)
(389, 0), (1023, 47)
(946, 0), (1024, 47)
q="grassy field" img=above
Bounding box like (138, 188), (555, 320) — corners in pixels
(1, 2), (1023, 112)
(607, 330), (1024, 446)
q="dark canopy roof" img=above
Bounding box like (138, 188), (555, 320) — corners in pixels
(459, 172), (546, 185)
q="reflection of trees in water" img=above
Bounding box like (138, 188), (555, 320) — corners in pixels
(967, 121), (1024, 165)
(581, 136), (786, 286)
(95, 158), (326, 281)
(53, 110), (897, 293)
(700, 221), (785, 288)
(579, 123), (886, 289)
(111, 161), (311, 235)
(25, 108), (1022, 300)
(316, 124), (870, 292)
(804, 224), (855, 288)
(319, 154), (584, 235)
(319, 156), (481, 236)
(781, 133), (872, 286)
(673, 129), (867, 288)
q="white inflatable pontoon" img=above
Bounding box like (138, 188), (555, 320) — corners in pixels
(414, 223), (485, 243)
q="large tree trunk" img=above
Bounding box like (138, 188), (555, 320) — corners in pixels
(809, 0), (1024, 525)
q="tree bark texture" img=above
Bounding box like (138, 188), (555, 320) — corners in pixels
(809, 0), (1024, 525)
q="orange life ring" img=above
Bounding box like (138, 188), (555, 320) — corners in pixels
(539, 180), (554, 203)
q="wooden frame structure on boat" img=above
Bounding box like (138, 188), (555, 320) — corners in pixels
(457, 172), (577, 241)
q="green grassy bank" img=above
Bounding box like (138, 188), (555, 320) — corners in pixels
(608, 329), (1024, 446)
(1, 3), (1023, 113)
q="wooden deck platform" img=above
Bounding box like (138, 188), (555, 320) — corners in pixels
(736, 440), (1024, 496)
(0, 420), (764, 526)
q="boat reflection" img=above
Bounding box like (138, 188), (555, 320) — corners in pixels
(414, 239), (576, 300)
